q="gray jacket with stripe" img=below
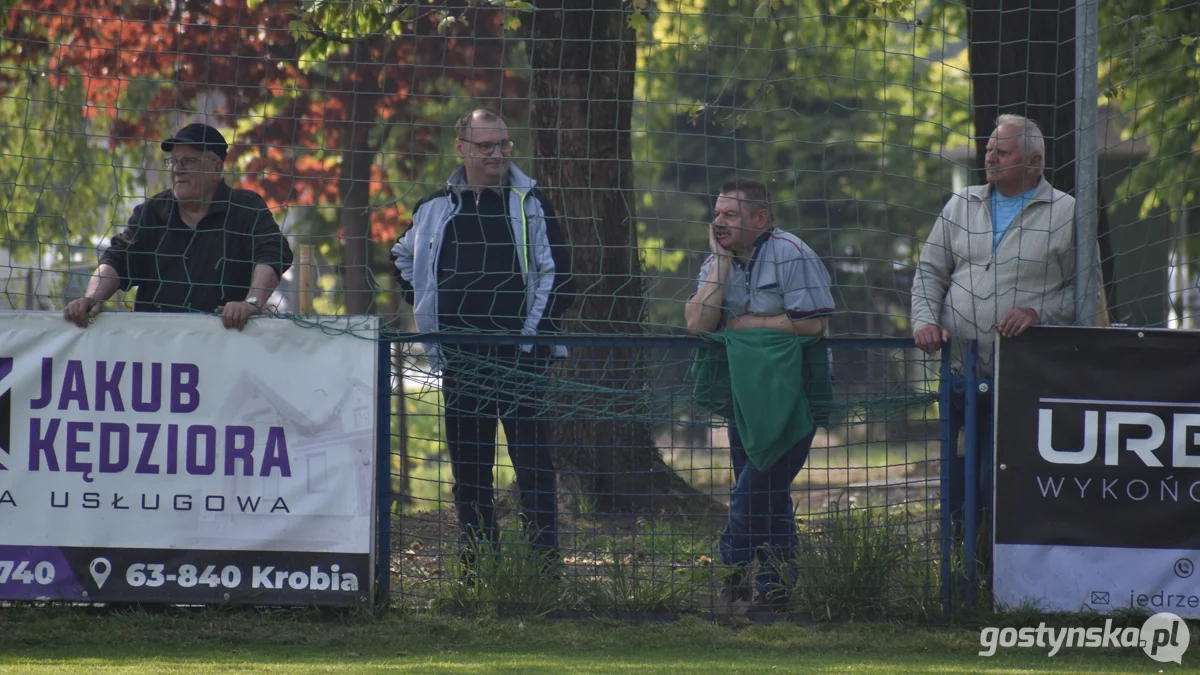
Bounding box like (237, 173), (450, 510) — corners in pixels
(390, 163), (574, 369)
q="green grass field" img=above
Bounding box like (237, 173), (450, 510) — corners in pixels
(1, 608), (1193, 674)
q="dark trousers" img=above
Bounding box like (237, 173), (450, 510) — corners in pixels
(719, 424), (816, 594)
(944, 374), (994, 564)
(442, 346), (559, 556)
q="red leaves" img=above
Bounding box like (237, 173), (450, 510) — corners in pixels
(371, 210), (405, 244)
(5, 0), (517, 232)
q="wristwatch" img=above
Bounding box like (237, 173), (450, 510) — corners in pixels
(245, 296), (261, 311)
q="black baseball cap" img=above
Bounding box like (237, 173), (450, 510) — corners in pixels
(161, 123), (228, 160)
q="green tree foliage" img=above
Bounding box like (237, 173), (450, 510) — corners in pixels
(631, 0), (973, 333)
(0, 39), (143, 270)
(1100, 0), (1199, 325)
(1101, 0), (1199, 219)
(4, 0), (1193, 325)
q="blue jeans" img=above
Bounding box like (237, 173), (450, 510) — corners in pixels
(719, 424), (816, 594)
(945, 374), (994, 540)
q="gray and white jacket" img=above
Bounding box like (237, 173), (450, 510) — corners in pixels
(390, 163), (574, 368)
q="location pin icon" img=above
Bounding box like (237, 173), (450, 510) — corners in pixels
(89, 557), (111, 589)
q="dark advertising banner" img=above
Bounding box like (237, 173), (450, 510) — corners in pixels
(994, 326), (1200, 617)
(0, 313), (379, 607)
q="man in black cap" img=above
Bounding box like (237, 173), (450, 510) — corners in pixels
(63, 123), (293, 330)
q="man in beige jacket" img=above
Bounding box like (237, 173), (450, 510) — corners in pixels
(910, 113), (1102, 541)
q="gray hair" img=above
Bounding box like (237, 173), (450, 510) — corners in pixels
(455, 109), (506, 140)
(995, 114), (1046, 173)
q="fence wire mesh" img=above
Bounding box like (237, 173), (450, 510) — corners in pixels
(387, 335), (943, 617)
(0, 0), (1197, 618)
(2, 0), (1197, 331)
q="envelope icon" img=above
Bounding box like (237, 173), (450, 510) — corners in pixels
(1090, 591), (1110, 605)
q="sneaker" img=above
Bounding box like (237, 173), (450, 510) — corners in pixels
(717, 568), (752, 614)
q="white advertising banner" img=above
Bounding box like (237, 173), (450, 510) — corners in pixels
(0, 312), (379, 606)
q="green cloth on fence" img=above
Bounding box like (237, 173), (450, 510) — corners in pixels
(691, 329), (832, 472)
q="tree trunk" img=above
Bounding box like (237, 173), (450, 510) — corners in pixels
(529, 0), (722, 516)
(336, 51), (382, 316)
(968, 0), (1076, 192)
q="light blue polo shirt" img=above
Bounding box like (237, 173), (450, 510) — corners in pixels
(693, 228), (835, 323)
(991, 186), (1038, 250)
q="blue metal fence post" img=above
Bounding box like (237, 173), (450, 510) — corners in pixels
(939, 342), (953, 620)
(375, 337), (393, 609)
(963, 341), (979, 607)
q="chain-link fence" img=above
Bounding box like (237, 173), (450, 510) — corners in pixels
(1, 0), (1196, 618)
(384, 334), (946, 617)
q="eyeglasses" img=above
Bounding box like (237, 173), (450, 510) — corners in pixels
(458, 138), (514, 155)
(165, 155), (212, 171)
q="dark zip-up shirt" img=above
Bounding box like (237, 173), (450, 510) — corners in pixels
(98, 181), (293, 314)
(437, 187), (527, 333)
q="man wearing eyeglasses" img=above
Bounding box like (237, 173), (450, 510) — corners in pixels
(391, 109), (574, 578)
(62, 123), (293, 331)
